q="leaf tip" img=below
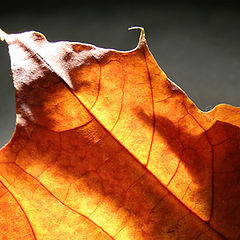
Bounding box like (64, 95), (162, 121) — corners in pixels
(128, 26), (146, 48)
(0, 28), (8, 42)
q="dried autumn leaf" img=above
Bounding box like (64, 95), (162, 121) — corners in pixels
(0, 27), (239, 240)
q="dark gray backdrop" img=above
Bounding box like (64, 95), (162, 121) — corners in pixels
(0, 1), (239, 147)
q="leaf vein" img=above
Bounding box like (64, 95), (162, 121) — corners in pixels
(0, 179), (37, 240)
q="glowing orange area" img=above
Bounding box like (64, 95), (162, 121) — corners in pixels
(0, 28), (239, 239)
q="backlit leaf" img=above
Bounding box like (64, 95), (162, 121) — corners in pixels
(0, 28), (239, 239)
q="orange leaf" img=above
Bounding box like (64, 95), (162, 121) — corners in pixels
(0, 28), (239, 239)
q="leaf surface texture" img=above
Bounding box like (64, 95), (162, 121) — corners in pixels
(0, 29), (239, 239)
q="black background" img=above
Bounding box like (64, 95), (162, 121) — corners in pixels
(0, 0), (239, 147)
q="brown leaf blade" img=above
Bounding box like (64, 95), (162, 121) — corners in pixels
(0, 29), (239, 239)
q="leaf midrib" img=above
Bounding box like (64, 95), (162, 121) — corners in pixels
(10, 34), (227, 240)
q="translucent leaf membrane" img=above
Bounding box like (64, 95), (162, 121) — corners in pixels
(0, 28), (239, 239)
